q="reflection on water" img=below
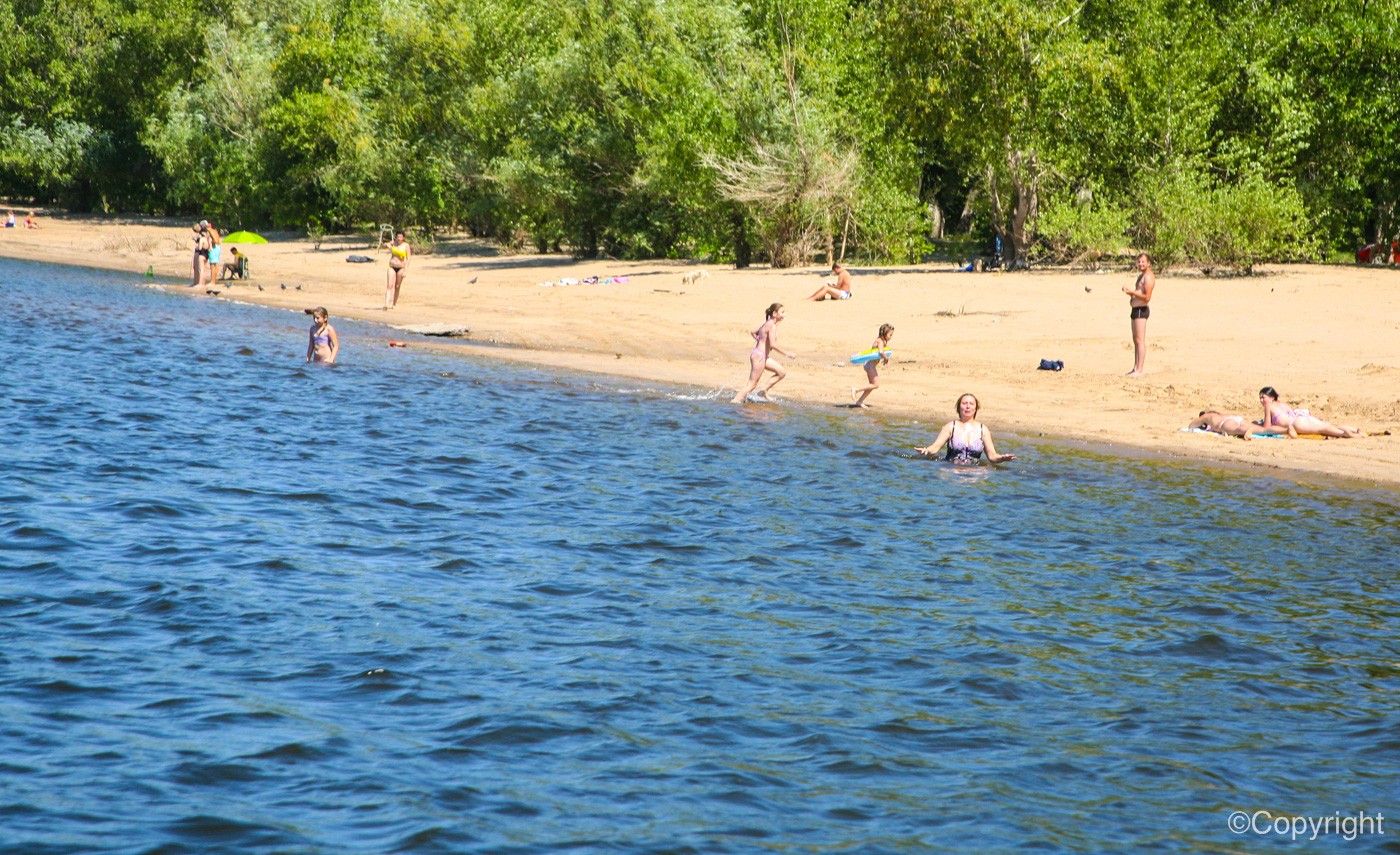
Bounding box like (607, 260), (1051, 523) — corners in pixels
(1, 259), (1398, 852)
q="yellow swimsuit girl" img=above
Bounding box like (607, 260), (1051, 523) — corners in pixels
(385, 233), (411, 309)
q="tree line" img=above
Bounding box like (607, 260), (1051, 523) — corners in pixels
(2, 0), (1396, 270)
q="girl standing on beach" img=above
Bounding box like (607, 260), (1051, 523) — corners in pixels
(851, 323), (894, 408)
(306, 307), (339, 364)
(386, 232), (411, 309)
(914, 393), (1017, 464)
(731, 303), (793, 403)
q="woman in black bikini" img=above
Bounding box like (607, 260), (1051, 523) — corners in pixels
(192, 223), (212, 288)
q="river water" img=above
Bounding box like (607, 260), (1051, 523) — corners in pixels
(2, 259), (1397, 852)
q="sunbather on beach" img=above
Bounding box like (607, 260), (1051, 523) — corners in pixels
(1187, 411), (1270, 440)
(1259, 386), (1363, 438)
(807, 262), (853, 301)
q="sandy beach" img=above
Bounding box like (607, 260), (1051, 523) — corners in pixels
(4, 209), (1398, 490)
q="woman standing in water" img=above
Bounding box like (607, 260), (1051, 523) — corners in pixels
(914, 393), (1017, 464)
(385, 232), (411, 309)
(305, 307), (340, 364)
(731, 302), (793, 403)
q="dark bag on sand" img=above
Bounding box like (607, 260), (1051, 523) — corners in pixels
(346, 254), (375, 263)
(1037, 359), (1064, 371)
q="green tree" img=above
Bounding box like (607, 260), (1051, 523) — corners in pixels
(873, 0), (1130, 266)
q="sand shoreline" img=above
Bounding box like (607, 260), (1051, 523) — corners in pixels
(4, 209), (1398, 491)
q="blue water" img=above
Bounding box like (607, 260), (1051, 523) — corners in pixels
(2, 259), (1398, 853)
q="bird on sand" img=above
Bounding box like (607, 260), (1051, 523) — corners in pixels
(469, 276), (478, 284)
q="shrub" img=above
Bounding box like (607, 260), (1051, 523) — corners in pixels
(1130, 167), (1316, 273)
(1035, 191), (1131, 268)
(1129, 167), (1211, 271)
(1203, 173), (1317, 272)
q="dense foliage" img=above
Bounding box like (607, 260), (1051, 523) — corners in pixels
(2, 0), (1396, 270)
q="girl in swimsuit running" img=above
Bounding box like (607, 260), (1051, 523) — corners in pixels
(305, 307), (340, 364)
(1259, 387), (1362, 438)
(731, 303), (793, 403)
(914, 393), (1016, 464)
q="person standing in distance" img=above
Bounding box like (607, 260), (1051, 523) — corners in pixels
(1123, 252), (1155, 376)
(385, 232), (411, 310)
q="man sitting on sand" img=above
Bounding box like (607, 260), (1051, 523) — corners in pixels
(1186, 411), (1273, 440)
(807, 262), (853, 301)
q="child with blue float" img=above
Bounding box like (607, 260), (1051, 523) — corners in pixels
(850, 323), (894, 408)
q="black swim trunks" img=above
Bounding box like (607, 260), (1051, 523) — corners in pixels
(1130, 306), (1150, 320)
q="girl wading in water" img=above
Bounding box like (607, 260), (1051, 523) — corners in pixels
(305, 307), (340, 364)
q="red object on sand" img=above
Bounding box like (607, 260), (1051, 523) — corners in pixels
(1357, 242), (1387, 264)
